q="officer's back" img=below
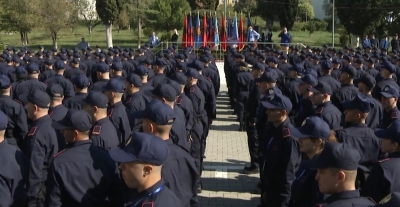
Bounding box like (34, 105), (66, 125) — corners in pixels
(47, 110), (124, 206)
(63, 74), (89, 110)
(14, 63), (47, 105)
(45, 60), (75, 99)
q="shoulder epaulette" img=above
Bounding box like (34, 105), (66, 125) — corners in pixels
(28, 127), (37, 136)
(205, 77), (212, 82)
(378, 158), (390, 163)
(53, 149), (67, 158)
(282, 128), (291, 138)
(190, 87), (195, 93)
(176, 97), (182, 105)
(48, 111), (54, 117)
(316, 107), (324, 114)
(126, 98), (132, 104)
(14, 99), (21, 104)
(391, 111), (398, 119)
(108, 109), (113, 117)
(142, 202), (154, 207)
(92, 126), (102, 135)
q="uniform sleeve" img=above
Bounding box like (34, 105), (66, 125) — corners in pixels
(0, 175), (12, 207)
(65, 82), (75, 99)
(361, 164), (388, 203)
(206, 84), (217, 119)
(279, 138), (301, 206)
(17, 105), (29, 141)
(45, 162), (62, 207)
(27, 137), (46, 202)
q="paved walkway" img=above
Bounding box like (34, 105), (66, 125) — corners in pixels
(199, 84), (260, 207)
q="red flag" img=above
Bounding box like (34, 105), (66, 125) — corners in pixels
(182, 15), (188, 48)
(208, 16), (214, 47)
(202, 14), (207, 47)
(189, 14), (194, 47)
(238, 14), (244, 51)
(220, 15), (227, 51)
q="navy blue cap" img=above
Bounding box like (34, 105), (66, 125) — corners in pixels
(135, 100), (175, 125)
(185, 69), (200, 79)
(135, 65), (149, 76)
(105, 57), (112, 64)
(309, 81), (333, 95)
(261, 93), (292, 112)
(167, 80), (182, 95)
(380, 84), (400, 98)
(332, 59), (341, 64)
(267, 57), (279, 64)
(109, 132), (169, 164)
(343, 55), (352, 62)
(200, 55), (210, 63)
(27, 90), (50, 108)
(341, 65), (357, 77)
(52, 110), (92, 132)
(234, 53), (245, 59)
(303, 69), (318, 78)
(356, 74), (376, 88)
(170, 72), (187, 85)
(72, 74), (90, 88)
(111, 62), (123, 71)
(381, 61), (396, 73)
(312, 142), (360, 170)
(191, 60), (204, 71)
(46, 84), (64, 97)
(83, 91), (108, 108)
(71, 58), (80, 64)
(0, 110), (8, 130)
(27, 63), (40, 73)
(252, 63), (265, 71)
(279, 54), (288, 60)
(105, 78), (125, 93)
(321, 60), (332, 70)
(296, 74), (318, 86)
(15, 66), (26, 75)
(96, 63), (110, 73)
(375, 120), (400, 143)
(292, 116), (331, 140)
(0, 75), (11, 89)
(54, 60), (65, 70)
(342, 94), (375, 113)
(152, 58), (167, 67)
(289, 64), (304, 74)
(126, 74), (142, 87)
(255, 69), (278, 83)
(144, 84), (178, 102)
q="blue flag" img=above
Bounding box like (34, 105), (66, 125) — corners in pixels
(195, 13), (202, 49)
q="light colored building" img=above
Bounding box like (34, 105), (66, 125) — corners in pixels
(312, 0), (326, 20)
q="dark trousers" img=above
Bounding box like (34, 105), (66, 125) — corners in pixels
(201, 116), (209, 157)
(245, 117), (259, 168)
(191, 122), (204, 182)
(236, 92), (249, 123)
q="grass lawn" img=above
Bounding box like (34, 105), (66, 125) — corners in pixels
(1, 24), (340, 51)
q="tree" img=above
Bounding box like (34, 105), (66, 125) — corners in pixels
(233, 0), (257, 15)
(187, 0), (219, 11)
(335, 0), (388, 37)
(73, 0), (101, 34)
(298, 2), (314, 22)
(322, 0), (333, 17)
(0, 0), (36, 46)
(255, 0), (298, 30)
(145, 0), (190, 33)
(96, 0), (121, 48)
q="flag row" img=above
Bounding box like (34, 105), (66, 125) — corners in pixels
(182, 13), (251, 51)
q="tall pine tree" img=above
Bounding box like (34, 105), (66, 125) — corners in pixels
(96, 0), (121, 47)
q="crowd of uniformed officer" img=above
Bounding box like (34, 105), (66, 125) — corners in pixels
(0, 43), (219, 207)
(225, 44), (400, 206)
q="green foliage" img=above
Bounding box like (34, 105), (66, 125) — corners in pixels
(145, 0), (190, 33)
(233, 0), (257, 15)
(315, 21), (328, 31)
(322, 0), (333, 17)
(291, 22), (305, 32)
(305, 21), (316, 35)
(339, 30), (350, 46)
(298, 2), (315, 21)
(96, 0), (121, 25)
(187, 0), (219, 10)
(256, 0), (299, 30)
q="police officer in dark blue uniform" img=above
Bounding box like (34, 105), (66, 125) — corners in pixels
(109, 132), (184, 207)
(232, 61), (254, 131)
(14, 63), (47, 105)
(332, 65), (360, 111)
(201, 55), (220, 96)
(313, 143), (376, 207)
(294, 74), (319, 127)
(45, 60), (75, 99)
(283, 64), (303, 122)
(46, 84), (68, 122)
(105, 78), (131, 146)
(63, 74), (89, 110)
(379, 84), (400, 128)
(338, 94), (381, 189)
(83, 92), (120, 150)
(11, 66), (27, 99)
(149, 58), (169, 87)
(357, 74), (383, 128)
(184, 69), (205, 192)
(64, 58), (84, 80)
(0, 75), (28, 146)
(135, 65), (154, 105)
(309, 81), (343, 130)
(0, 110), (28, 207)
(136, 100), (199, 207)
(47, 110), (124, 206)
(361, 121), (400, 203)
(124, 74), (146, 132)
(373, 61), (399, 101)
(39, 59), (55, 82)
(22, 90), (58, 207)
(259, 93), (302, 207)
(319, 60), (341, 92)
(288, 116), (336, 207)
(90, 63), (110, 93)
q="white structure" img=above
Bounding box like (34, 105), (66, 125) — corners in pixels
(76, 0), (98, 21)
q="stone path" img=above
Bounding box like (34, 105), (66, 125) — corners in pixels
(198, 85), (260, 207)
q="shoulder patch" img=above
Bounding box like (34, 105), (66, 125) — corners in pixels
(316, 107), (324, 114)
(48, 111), (54, 117)
(190, 87), (195, 92)
(108, 108), (113, 117)
(282, 128), (291, 138)
(378, 158), (390, 163)
(142, 202), (154, 207)
(53, 149), (67, 158)
(14, 99), (22, 104)
(205, 77), (212, 82)
(126, 98), (132, 104)
(391, 111), (398, 119)
(28, 127), (37, 136)
(92, 126), (102, 135)
(176, 97), (182, 105)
